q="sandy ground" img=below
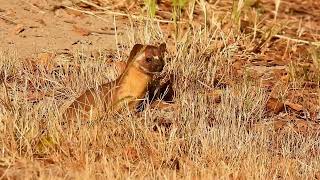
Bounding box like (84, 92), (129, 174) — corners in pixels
(0, 0), (122, 59)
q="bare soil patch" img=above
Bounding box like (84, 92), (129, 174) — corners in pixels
(0, 0), (122, 59)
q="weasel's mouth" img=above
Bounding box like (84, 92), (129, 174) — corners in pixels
(139, 63), (164, 75)
(139, 66), (161, 75)
(157, 64), (164, 72)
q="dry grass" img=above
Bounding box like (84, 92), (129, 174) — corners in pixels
(1, 0), (320, 179)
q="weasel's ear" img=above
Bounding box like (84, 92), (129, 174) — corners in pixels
(128, 44), (144, 63)
(159, 43), (166, 55)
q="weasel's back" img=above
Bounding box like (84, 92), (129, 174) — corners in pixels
(63, 82), (114, 122)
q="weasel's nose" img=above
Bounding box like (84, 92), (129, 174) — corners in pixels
(154, 56), (159, 61)
(152, 56), (165, 72)
(158, 58), (165, 72)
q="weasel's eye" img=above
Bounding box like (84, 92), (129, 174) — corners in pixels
(146, 57), (152, 62)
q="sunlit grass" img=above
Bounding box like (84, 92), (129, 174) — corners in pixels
(0, 0), (320, 179)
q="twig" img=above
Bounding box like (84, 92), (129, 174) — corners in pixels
(274, 34), (320, 47)
(91, 31), (117, 35)
(1, 81), (13, 112)
(197, 80), (214, 90)
(254, 28), (320, 47)
(79, 0), (111, 11)
(113, 15), (120, 58)
(64, 6), (110, 23)
(64, 6), (187, 24)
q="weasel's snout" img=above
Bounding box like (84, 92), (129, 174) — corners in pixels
(155, 57), (165, 72)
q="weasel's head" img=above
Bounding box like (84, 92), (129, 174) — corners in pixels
(127, 43), (166, 74)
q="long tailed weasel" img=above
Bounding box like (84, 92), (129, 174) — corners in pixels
(62, 43), (166, 122)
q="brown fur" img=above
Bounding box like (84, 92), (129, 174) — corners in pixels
(62, 43), (166, 122)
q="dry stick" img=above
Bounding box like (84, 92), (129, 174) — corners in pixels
(197, 80), (214, 90)
(113, 15), (120, 59)
(274, 34), (320, 47)
(64, 6), (187, 24)
(64, 6), (110, 23)
(79, 0), (111, 10)
(2, 81), (13, 113)
(253, 28), (320, 47)
(91, 31), (117, 35)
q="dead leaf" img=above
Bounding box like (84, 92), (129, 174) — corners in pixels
(38, 157), (56, 165)
(240, 19), (252, 34)
(36, 135), (57, 154)
(273, 120), (288, 131)
(303, 82), (320, 88)
(156, 10), (172, 20)
(36, 18), (46, 26)
(25, 58), (38, 72)
(284, 101), (303, 112)
(124, 146), (139, 162)
(72, 25), (91, 36)
(207, 89), (223, 103)
(251, 116), (320, 136)
(251, 119), (287, 133)
(293, 119), (320, 134)
(153, 117), (173, 132)
(232, 60), (245, 71)
(266, 98), (284, 114)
